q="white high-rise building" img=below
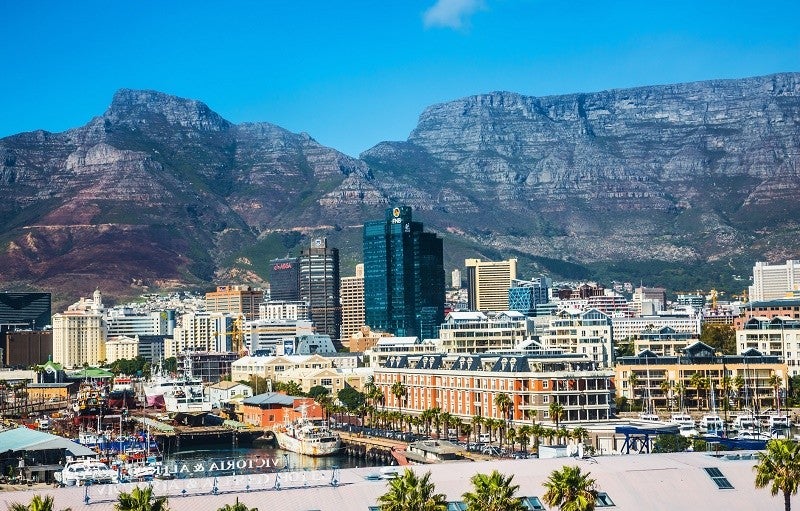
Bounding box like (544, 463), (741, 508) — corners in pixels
(168, 312), (234, 356)
(105, 308), (167, 337)
(749, 260), (800, 302)
(340, 263), (365, 346)
(52, 289), (107, 368)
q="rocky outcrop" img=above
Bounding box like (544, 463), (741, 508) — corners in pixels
(1, 74), (799, 301)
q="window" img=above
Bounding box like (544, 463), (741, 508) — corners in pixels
(703, 467), (734, 489)
(521, 496), (546, 510)
(447, 502), (467, 511)
(321, 378), (333, 386)
(595, 492), (615, 507)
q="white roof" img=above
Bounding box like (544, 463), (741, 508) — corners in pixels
(0, 451), (786, 511)
(376, 336), (419, 346)
(445, 311), (487, 321)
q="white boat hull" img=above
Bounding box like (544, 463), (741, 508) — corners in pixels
(274, 431), (341, 456)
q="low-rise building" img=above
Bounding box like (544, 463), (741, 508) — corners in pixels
(537, 309), (614, 368)
(736, 316), (800, 375)
(374, 350), (613, 425)
(241, 394), (321, 428)
(207, 381), (253, 408)
(615, 342), (788, 412)
(230, 354), (334, 382)
(633, 326), (698, 357)
(105, 335), (139, 363)
(436, 311), (530, 354)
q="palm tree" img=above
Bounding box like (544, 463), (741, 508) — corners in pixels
(471, 415), (484, 443)
(115, 485), (169, 511)
(378, 469), (447, 511)
(754, 439), (800, 511)
(462, 470), (526, 511)
(217, 498), (257, 511)
(690, 372), (705, 411)
(542, 465), (598, 511)
(571, 427), (588, 445)
(530, 422), (544, 453)
(391, 380), (407, 415)
(8, 495), (70, 511)
(627, 372), (639, 412)
(659, 379), (673, 412)
(549, 401), (564, 429)
(769, 373), (783, 410)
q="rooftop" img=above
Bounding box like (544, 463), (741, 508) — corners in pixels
(0, 451), (785, 511)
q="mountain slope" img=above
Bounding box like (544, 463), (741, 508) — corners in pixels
(1, 74), (799, 303)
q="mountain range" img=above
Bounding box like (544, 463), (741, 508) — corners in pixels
(1, 73), (799, 306)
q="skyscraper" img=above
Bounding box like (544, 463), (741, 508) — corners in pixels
(269, 257), (301, 301)
(363, 206), (444, 340)
(299, 238), (341, 344)
(340, 263), (365, 346)
(465, 258), (517, 312)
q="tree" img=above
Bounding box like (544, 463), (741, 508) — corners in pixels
(377, 469), (447, 511)
(549, 401), (564, 429)
(115, 485), (169, 511)
(8, 495), (71, 511)
(754, 439), (800, 511)
(690, 372), (706, 411)
(627, 372), (639, 412)
(462, 470), (526, 511)
(391, 381), (407, 415)
(700, 324), (736, 354)
(216, 498), (257, 511)
(337, 386), (366, 411)
(542, 465), (598, 511)
(769, 373), (784, 410)
(652, 434), (690, 453)
(308, 385), (330, 400)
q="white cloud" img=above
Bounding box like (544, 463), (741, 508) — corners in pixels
(423, 0), (484, 30)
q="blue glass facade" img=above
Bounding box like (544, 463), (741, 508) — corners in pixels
(363, 206), (444, 339)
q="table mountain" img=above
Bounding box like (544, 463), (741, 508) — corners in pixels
(2, 73), (799, 303)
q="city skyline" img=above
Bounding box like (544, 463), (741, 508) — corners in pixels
(2, 1), (798, 156)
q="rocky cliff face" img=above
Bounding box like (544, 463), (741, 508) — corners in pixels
(362, 73), (800, 263)
(0, 89), (375, 299)
(1, 74), (799, 302)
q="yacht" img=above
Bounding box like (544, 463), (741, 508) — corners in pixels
(699, 414), (724, 434)
(677, 423), (699, 437)
(274, 408), (342, 457)
(669, 412), (695, 427)
(55, 458), (118, 486)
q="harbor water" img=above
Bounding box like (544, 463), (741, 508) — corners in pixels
(158, 443), (387, 479)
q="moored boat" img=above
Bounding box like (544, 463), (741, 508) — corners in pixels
(274, 415), (341, 457)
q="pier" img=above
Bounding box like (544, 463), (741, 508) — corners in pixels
(133, 416), (266, 449)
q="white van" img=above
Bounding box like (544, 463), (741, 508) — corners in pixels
(479, 432), (491, 443)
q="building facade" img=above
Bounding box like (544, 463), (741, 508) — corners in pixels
(268, 257), (300, 301)
(51, 290), (107, 368)
(0, 292), (51, 331)
(374, 351), (613, 425)
(168, 312), (234, 355)
(736, 316), (800, 375)
(205, 286), (264, 321)
(105, 335), (139, 363)
(537, 309), (615, 368)
(508, 278), (551, 317)
(105, 309), (167, 337)
(364, 206), (444, 340)
(299, 238), (341, 344)
(436, 311), (530, 354)
(615, 342), (788, 412)
(749, 260), (800, 302)
(340, 263), (365, 346)
(465, 258), (517, 313)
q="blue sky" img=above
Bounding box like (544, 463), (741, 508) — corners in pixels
(1, 1), (798, 157)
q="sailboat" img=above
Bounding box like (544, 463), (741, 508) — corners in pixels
(699, 382), (724, 435)
(638, 356), (660, 422)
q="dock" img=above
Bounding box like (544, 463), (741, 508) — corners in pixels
(133, 416), (265, 449)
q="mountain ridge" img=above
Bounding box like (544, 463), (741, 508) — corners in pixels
(2, 72), (799, 304)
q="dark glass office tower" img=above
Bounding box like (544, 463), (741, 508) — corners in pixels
(363, 206), (444, 340)
(0, 292), (52, 331)
(269, 257), (300, 301)
(299, 239), (341, 344)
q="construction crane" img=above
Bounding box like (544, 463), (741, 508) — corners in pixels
(212, 314), (248, 356)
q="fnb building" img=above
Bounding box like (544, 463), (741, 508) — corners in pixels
(363, 206), (444, 340)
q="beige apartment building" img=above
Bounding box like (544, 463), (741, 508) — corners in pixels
(340, 263), (365, 346)
(465, 258), (517, 313)
(206, 285), (264, 321)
